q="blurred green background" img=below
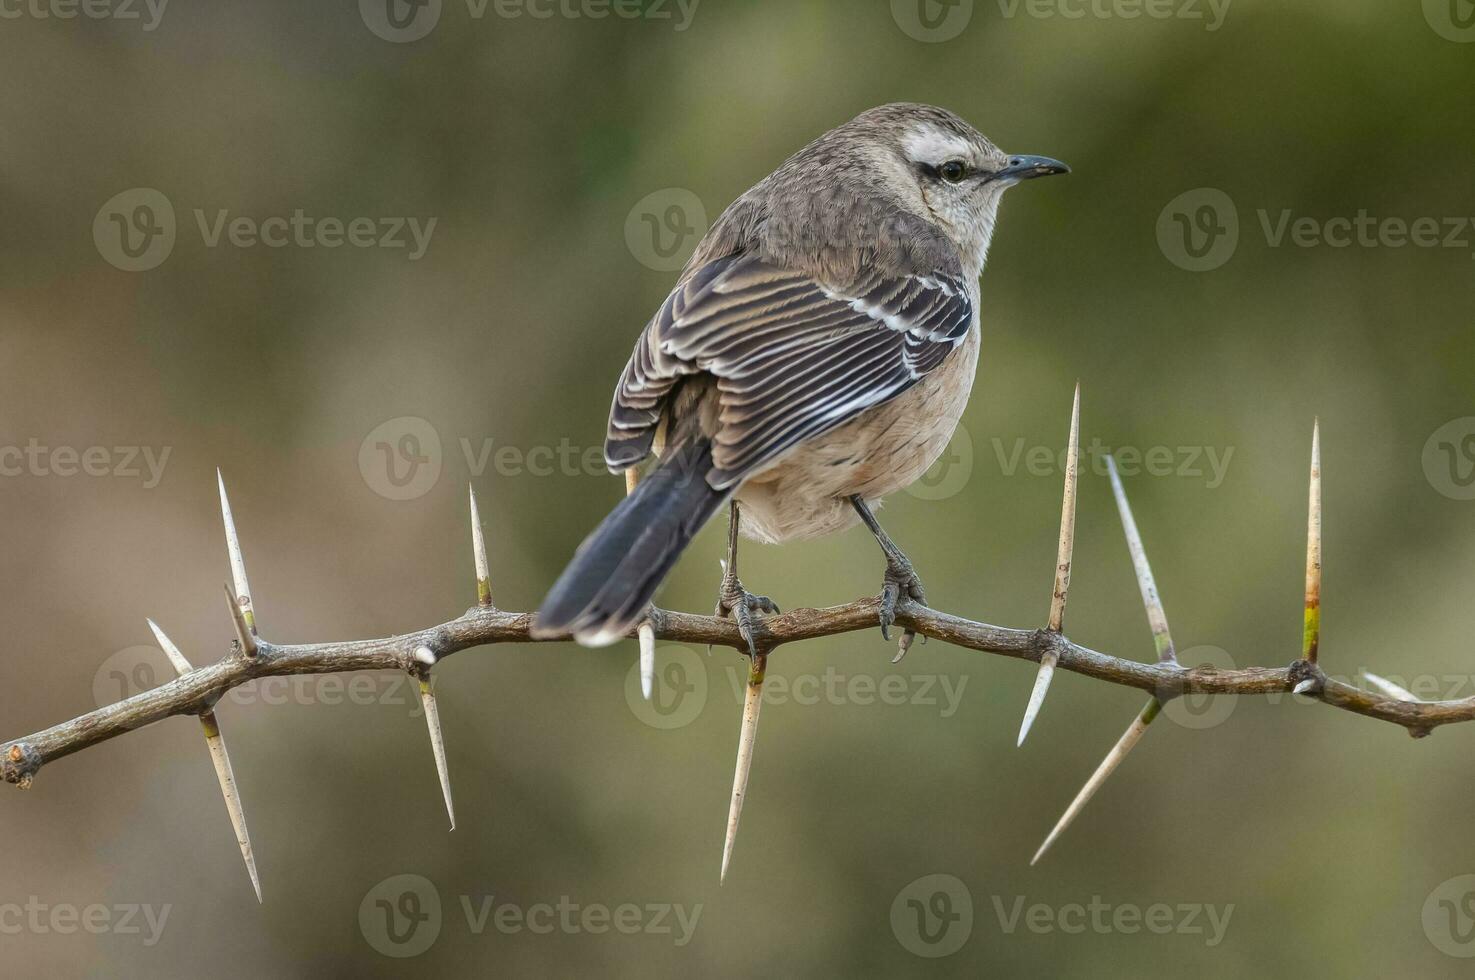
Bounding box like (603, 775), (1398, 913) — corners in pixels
(2, 0), (1474, 975)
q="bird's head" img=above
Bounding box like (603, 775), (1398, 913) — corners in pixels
(845, 103), (1069, 275)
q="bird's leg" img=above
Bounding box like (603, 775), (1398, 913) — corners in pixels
(714, 501), (780, 659)
(849, 495), (927, 662)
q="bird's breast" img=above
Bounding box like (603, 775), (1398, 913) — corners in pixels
(733, 318), (982, 544)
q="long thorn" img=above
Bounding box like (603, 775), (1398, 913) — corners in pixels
(1048, 382), (1082, 633)
(1018, 653), (1057, 748)
(148, 619), (261, 901)
(469, 484), (492, 608)
(1033, 458), (1180, 861)
(1032, 698), (1160, 866)
(200, 711), (262, 902)
(1106, 456), (1176, 664)
(1021, 384), (1081, 747)
(1363, 671), (1416, 702)
(223, 584), (257, 657)
(146, 618), (193, 677)
(414, 651), (455, 832)
(638, 621), (656, 702)
(217, 469), (256, 634)
(720, 654), (766, 884)
(1304, 419), (1322, 664)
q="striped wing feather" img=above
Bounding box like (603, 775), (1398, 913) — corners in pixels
(606, 253), (973, 489)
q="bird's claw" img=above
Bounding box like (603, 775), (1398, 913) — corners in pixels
(878, 557), (926, 662)
(715, 561), (780, 659)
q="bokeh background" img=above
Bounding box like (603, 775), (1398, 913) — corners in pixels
(2, 0), (1474, 975)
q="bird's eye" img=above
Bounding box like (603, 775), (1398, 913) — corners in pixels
(938, 160), (968, 184)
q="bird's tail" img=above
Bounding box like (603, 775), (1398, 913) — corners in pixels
(534, 440), (728, 646)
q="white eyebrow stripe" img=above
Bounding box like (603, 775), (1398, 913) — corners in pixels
(901, 125), (973, 165)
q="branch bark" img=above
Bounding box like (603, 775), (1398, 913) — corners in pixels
(1, 595), (1462, 788)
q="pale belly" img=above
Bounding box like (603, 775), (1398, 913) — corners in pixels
(733, 320), (981, 544)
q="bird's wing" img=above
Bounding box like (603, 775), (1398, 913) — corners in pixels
(606, 252), (974, 490)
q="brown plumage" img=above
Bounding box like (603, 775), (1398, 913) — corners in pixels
(536, 103), (1067, 647)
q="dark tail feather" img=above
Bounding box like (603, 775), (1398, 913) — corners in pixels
(535, 441), (727, 646)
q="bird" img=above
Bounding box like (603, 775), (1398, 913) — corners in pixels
(534, 102), (1068, 659)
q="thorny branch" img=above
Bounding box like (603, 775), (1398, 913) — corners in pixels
(0, 398), (1466, 894)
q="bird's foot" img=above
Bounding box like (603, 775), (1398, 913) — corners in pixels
(879, 554), (927, 663)
(715, 559), (780, 659)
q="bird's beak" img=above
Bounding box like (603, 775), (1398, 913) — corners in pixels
(989, 154), (1071, 184)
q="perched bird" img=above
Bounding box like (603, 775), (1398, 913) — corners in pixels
(535, 103), (1067, 657)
